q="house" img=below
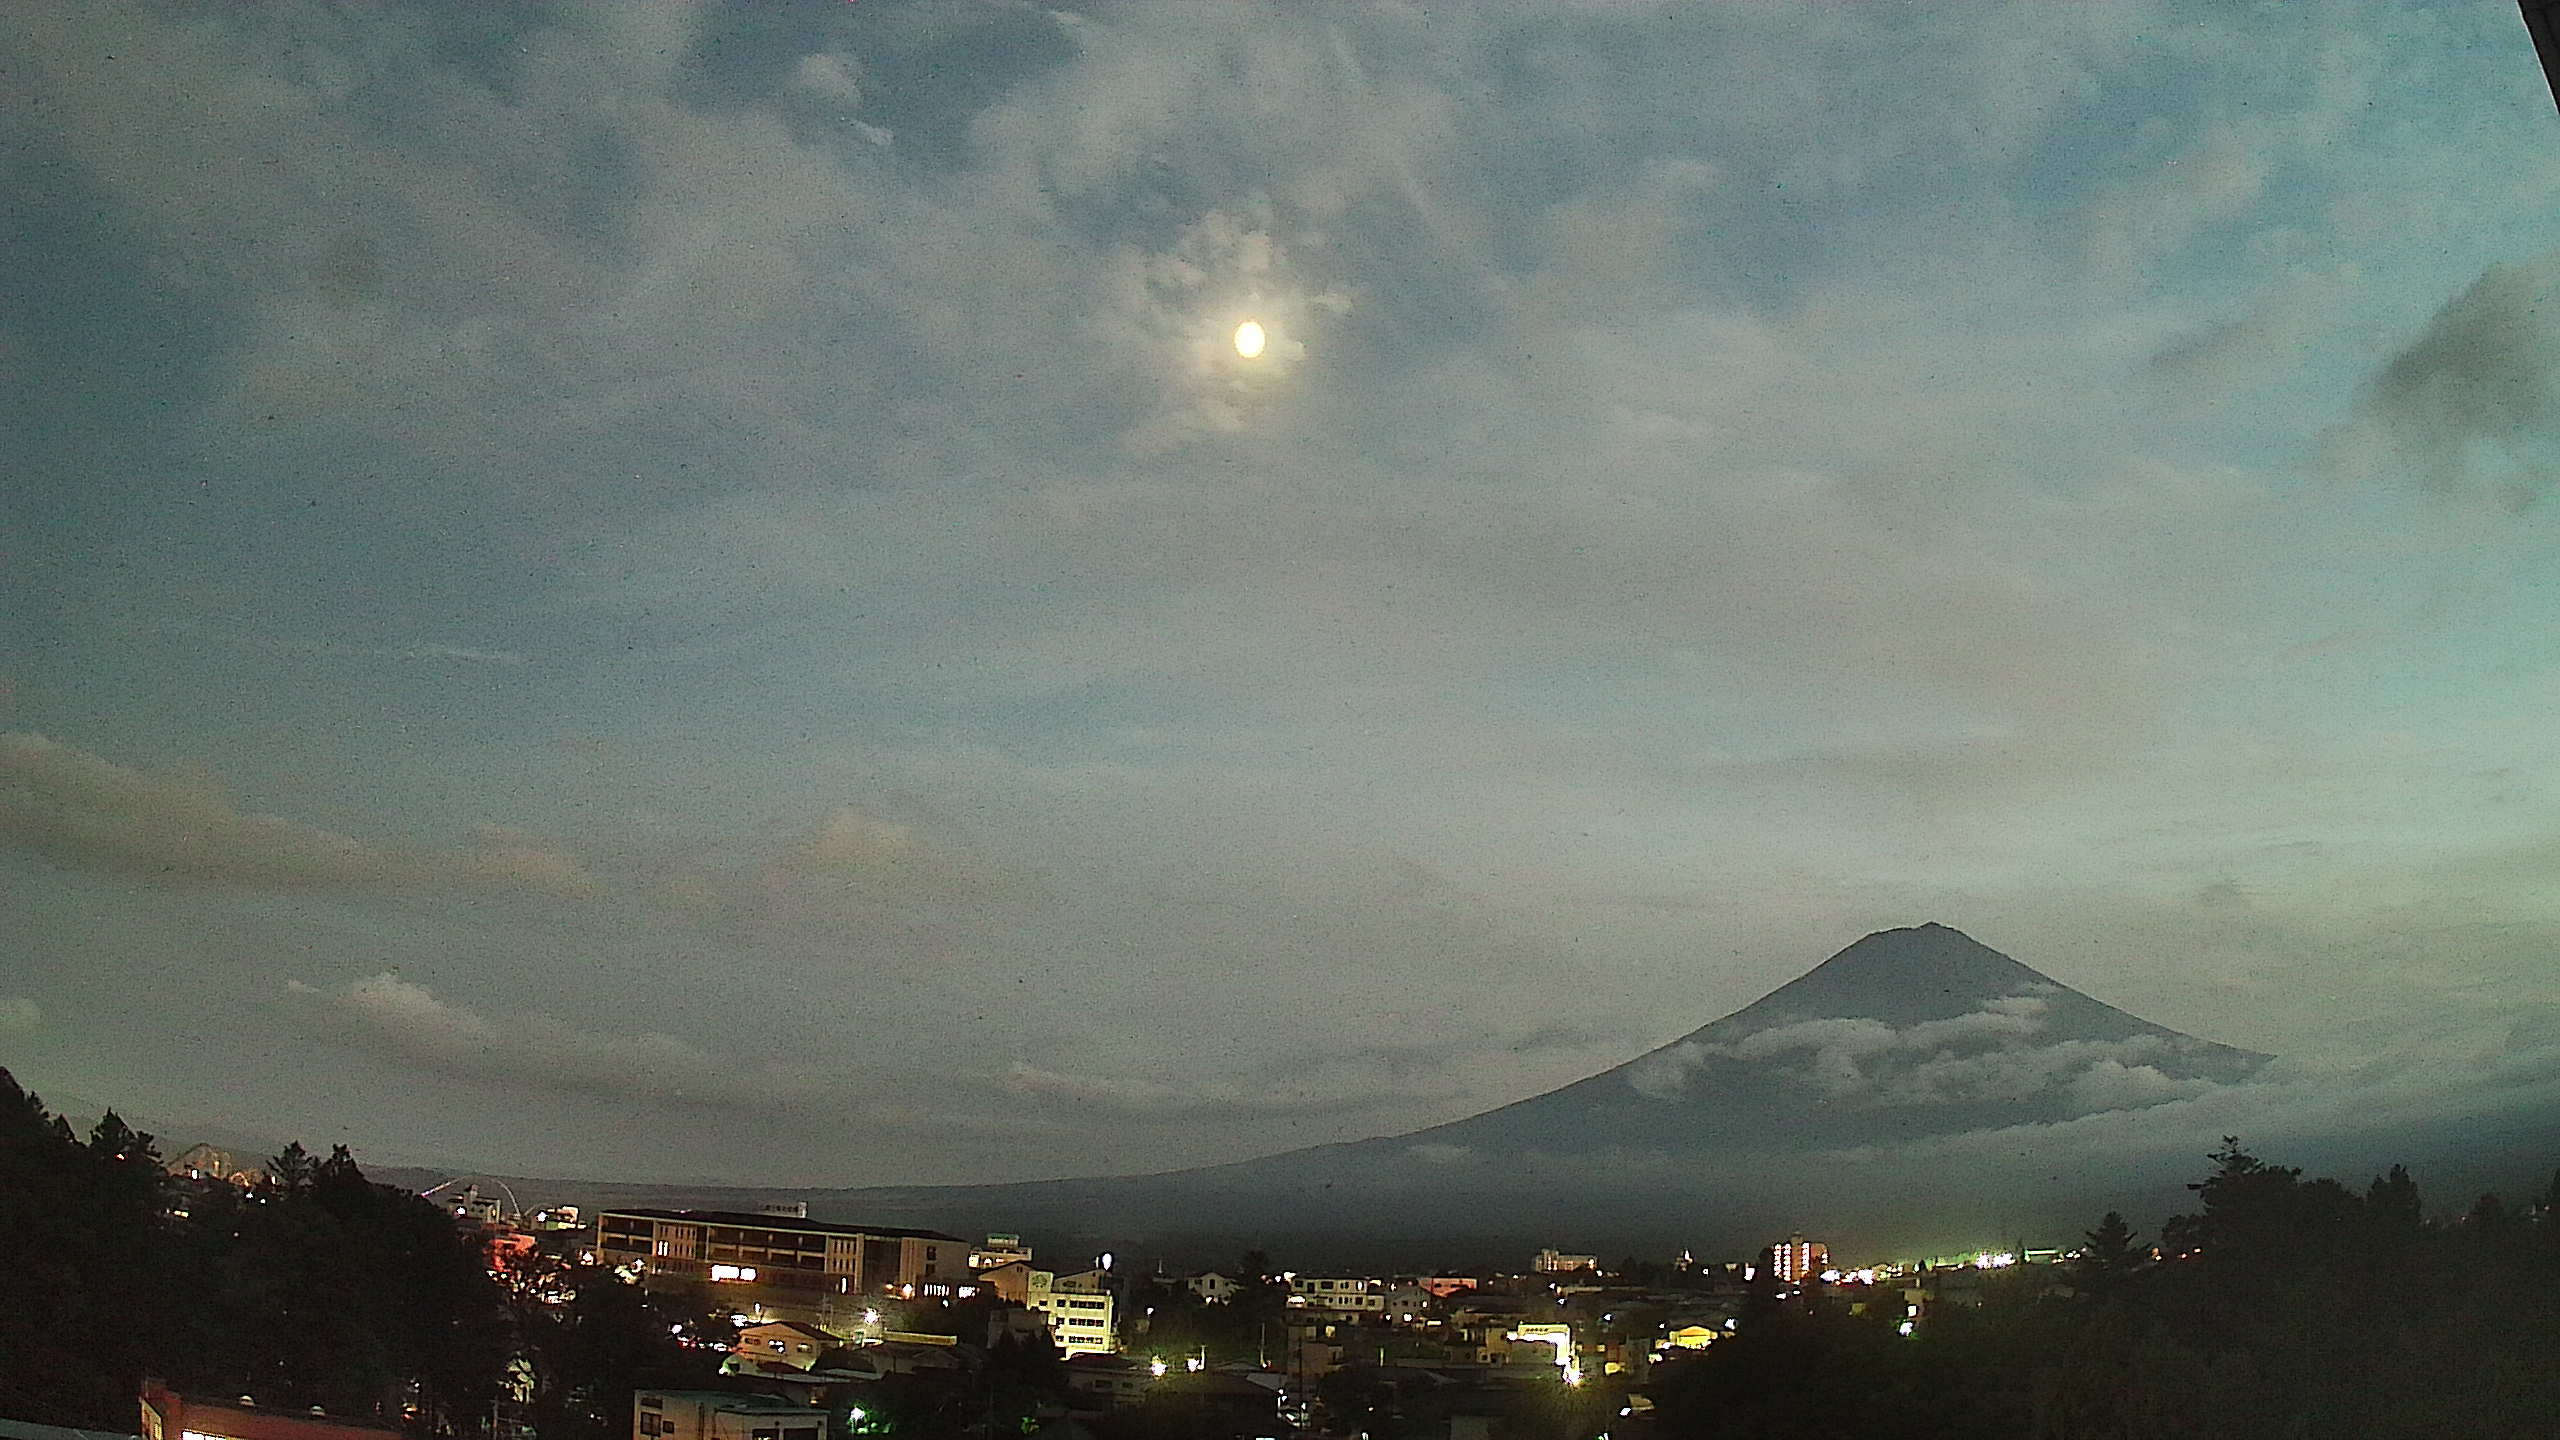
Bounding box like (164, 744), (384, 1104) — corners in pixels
(163, 1145), (266, 1188)
(1186, 1271), (1241, 1304)
(726, 1320), (843, 1372)
(1060, 1354), (1150, 1407)
(974, 1258), (1038, 1305)
(1144, 1372), (1288, 1438)
(631, 1391), (822, 1440)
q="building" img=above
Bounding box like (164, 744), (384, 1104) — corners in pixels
(140, 1383), (399, 1440)
(163, 1145), (266, 1188)
(1029, 1268), (1118, 1356)
(1532, 1250), (1599, 1275)
(632, 1392), (822, 1440)
(1772, 1235), (1828, 1283)
(1186, 1271), (1241, 1304)
(1060, 1354), (1150, 1407)
(970, 1233), (1032, 1270)
(728, 1320), (844, 1373)
(974, 1258), (1039, 1305)
(595, 1209), (966, 1328)
(447, 1185), (507, 1226)
(1286, 1276), (1386, 1314)
(1383, 1283), (1436, 1323)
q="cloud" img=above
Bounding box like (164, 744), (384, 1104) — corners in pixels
(0, 997), (39, 1033)
(1623, 995), (2239, 1116)
(295, 973), (817, 1110)
(2067, 1059), (2217, 1112)
(0, 733), (596, 899)
(1000, 1053), (1447, 1127)
(2328, 252), (2560, 510)
(651, 802), (1051, 952)
(9, 0), (2560, 1190)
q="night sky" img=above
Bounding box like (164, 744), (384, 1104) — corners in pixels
(6, 1), (2559, 1188)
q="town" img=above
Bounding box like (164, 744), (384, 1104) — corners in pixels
(10, 1072), (2558, 1440)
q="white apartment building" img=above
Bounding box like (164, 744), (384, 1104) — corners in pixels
(1027, 1268), (1118, 1355)
(1287, 1276), (1388, 1314)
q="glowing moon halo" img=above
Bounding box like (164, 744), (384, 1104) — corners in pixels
(1233, 319), (1267, 359)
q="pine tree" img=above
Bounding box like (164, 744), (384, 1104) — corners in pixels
(267, 1140), (316, 1194)
(2365, 1164), (2422, 1233)
(2071, 1211), (2145, 1298)
(86, 1109), (157, 1165)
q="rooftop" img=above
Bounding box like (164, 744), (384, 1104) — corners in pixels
(599, 1208), (961, 1242)
(738, 1320), (841, 1342)
(638, 1393), (812, 1414)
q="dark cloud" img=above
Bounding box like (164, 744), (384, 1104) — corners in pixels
(0, 733), (596, 899)
(2338, 253), (2560, 510)
(5, 0), (2558, 1187)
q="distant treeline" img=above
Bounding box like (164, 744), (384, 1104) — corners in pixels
(0, 1068), (720, 1439)
(1646, 1140), (2560, 1440)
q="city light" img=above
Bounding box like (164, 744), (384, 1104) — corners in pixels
(1149, 1358), (1168, 1378)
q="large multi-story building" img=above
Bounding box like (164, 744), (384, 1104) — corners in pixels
(1286, 1276), (1387, 1314)
(1772, 1234), (1828, 1282)
(595, 1209), (966, 1327)
(1533, 1249), (1600, 1274)
(1027, 1267), (1118, 1356)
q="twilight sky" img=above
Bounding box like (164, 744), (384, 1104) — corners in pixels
(6, 0), (2560, 1188)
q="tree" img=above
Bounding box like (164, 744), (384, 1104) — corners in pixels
(86, 1109), (157, 1164)
(2071, 1211), (2145, 1299)
(1740, 1246), (1785, 1325)
(518, 1265), (720, 1440)
(2465, 1191), (2512, 1234)
(268, 1141), (316, 1194)
(2365, 1164), (2422, 1233)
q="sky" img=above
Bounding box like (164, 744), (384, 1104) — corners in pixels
(4, 0), (2560, 1189)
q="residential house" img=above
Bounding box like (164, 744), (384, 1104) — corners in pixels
(631, 1392), (821, 1440)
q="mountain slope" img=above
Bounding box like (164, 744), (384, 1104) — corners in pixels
(1400, 922), (2269, 1155)
(282, 926), (2284, 1259)
(776, 924), (2276, 1257)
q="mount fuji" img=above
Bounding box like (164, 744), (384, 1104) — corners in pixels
(770, 924), (2279, 1259)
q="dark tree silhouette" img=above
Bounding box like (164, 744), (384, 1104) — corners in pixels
(2070, 1210), (2145, 1299)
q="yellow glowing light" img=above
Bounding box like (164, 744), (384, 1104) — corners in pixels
(1234, 320), (1267, 359)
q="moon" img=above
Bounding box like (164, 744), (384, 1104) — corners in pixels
(1233, 319), (1267, 359)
